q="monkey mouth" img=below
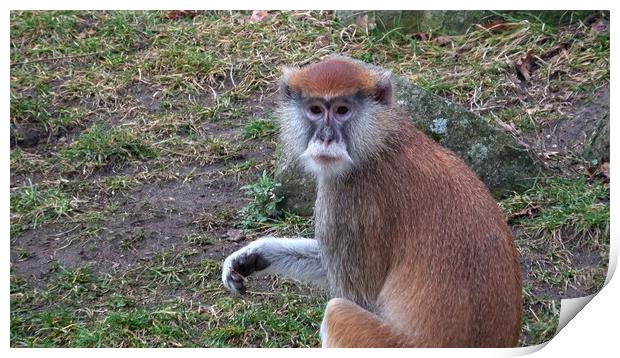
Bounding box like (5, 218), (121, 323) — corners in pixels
(300, 141), (354, 175)
(312, 154), (341, 165)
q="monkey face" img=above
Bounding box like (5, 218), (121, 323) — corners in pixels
(297, 96), (358, 177)
(277, 56), (396, 180)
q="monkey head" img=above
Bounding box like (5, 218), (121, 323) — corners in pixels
(277, 56), (398, 179)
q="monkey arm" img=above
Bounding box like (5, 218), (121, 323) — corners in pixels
(221, 237), (327, 295)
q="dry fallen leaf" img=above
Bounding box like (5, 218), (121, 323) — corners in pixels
(164, 10), (199, 20)
(508, 205), (541, 220)
(600, 162), (610, 180)
(315, 35), (330, 46)
(409, 32), (431, 41)
(354, 14), (370, 28)
(78, 28), (96, 39)
(541, 151), (560, 160)
(540, 43), (571, 62)
(601, 163), (609, 179)
(432, 35), (452, 47)
(481, 19), (508, 33)
(515, 50), (535, 82)
(498, 121), (516, 133)
(589, 162), (610, 183)
(591, 20), (609, 33)
(249, 10), (270, 23)
(226, 229), (246, 242)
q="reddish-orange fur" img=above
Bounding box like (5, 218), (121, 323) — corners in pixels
(318, 125), (522, 347)
(288, 58), (376, 97)
(323, 299), (410, 347)
(289, 57), (523, 348)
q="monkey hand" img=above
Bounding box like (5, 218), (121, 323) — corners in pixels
(221, 241), (271, 295)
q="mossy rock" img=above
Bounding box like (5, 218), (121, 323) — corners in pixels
(336, 10), (490, 35)
(336, 10), (602, 35)
(391, 76), (542, 196)
(582, 113), (610, 165)
(275, 65), (544, 216)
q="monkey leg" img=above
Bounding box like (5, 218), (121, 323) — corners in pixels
(320, 298), (411, 348)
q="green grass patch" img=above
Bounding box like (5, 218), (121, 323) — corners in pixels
(10, 11), (80, 41)
(242, 117), (278, 139)
(262, 212), (314, 237)
(203, 294), (324, 347)
(10, 182), (74, 234)
(205, 137), (242, 162)
(504, 177), (609, 301)
(502, 177), (609, 238)
(61, 122), (157, 168)
(10, 148), (30, 173)
(11, 96), (50, 123)
(200, 94), (245, 124)
(160, 47), (219, 75)
(11, 94), (86, 134)
(226, 159), (258, 179)
(11, 256), (325, 347)
(98, 175), (136, 194)
(520, 292), (560, 345)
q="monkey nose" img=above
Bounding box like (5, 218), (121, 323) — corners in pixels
(317, 126), (335, 144)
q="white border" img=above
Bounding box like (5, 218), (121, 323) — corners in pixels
(4, 1), (616, 357)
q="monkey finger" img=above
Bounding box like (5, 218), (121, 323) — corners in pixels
(233, 253), (260, 277)
(228, 279), (246, 295)
(229, 270), (246, 283)
(236, 284), (247, 295)
(225, 271), (247, 295)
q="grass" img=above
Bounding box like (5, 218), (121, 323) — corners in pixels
(521, 295), (560, 345)
(60, 122), (157, 169)
(10, 10), (609, 348)
(10, 181), (75, 234)
(10, 93), (87, 133)
(11, 256), (325, 348)
(242, 117), (278, 139)
(501, 177), (609, 302)
(502, 177), (609, 246)
(11, 96), (51, 123)
(203, 294), (324, 347)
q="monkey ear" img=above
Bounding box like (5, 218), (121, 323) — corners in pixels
(373, 71), (393, 106)
(279, 66), (298, 99)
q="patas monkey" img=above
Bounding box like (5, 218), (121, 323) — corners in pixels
(222, 55), (522, 347)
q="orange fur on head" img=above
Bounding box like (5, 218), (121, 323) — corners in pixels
(287, 58), (377, 98)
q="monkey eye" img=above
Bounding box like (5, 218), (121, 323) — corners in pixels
(333, 104), (352, 121)
(310, 106), (322, 114)
(306, 104), (325, 121)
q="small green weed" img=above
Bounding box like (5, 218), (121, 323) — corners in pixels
(239, 171), (282, 229)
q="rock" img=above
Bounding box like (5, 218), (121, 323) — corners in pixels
(582, 113), (610, 165)
(275, 63), (544, 216)
(390, 75), (542, 196)
(336, 10), (491, 35)
(274, 155), (316, 217)
(226, 229), (246, 242)
(335, 10), (603, 35)
(564, 85), (610, 166)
